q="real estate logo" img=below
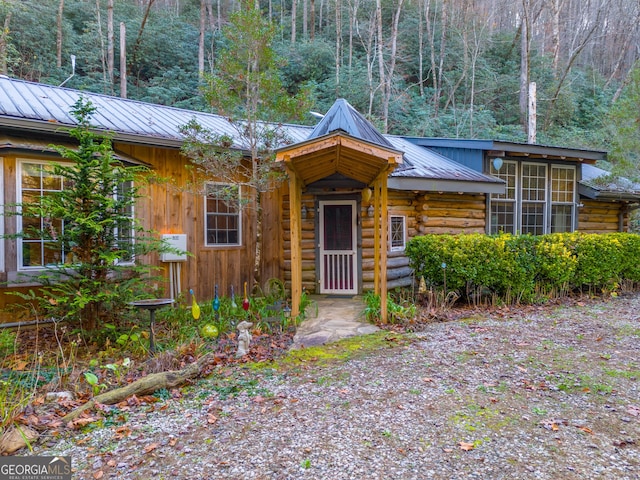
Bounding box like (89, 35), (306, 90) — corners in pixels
(0, 456), (72, 480)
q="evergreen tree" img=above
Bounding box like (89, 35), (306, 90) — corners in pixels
(17, 97), (168, 331)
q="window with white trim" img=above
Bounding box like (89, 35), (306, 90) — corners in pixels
(489, 161), (517, 234)
(205, 183), (241, 246)
(18, 160), (137, 269)
(490, 161), (576, 235)
(389, 215), (406, 251)
(18, 161), (65, 268)
(550, 166), (575, 233)
(115, 180), (135, 263)
(521, 163), (547, 235)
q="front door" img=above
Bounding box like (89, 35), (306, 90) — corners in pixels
(319, 200), (358, 294)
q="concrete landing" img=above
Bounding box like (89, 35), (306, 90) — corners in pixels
(291, 296), (380, 349)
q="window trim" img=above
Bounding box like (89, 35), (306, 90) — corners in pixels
(17, 159), (66, 271)
(114, 179), (136, 265)
(204, 182), (242, 248)
(389, 215), (406, 252)
(489, 160), (577, 235)
(550, 165), (576, 233)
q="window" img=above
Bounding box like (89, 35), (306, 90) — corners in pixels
(521, 163), (547, 235)
(18, 160), (137, 269)
(389, 215), (406, 251)
(205, 183), (241, 246)
(115, 180), (135, 263)
(490, 161), (576, 235)
(18, 161), (65, 268)
(490, 161), (517, 234)
(550, 166), (575, 233)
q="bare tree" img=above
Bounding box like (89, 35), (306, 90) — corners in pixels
(0, 12), (11, 75)
(198, 0), (206, 76)
(107, 0), (114, 91)
(56, 0), (64, 68)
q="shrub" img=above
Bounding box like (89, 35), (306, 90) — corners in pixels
(407, 232), (640, 304)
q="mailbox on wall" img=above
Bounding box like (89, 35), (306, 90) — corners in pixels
(160, 234), (188, 262)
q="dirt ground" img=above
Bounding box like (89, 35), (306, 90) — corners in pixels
(29, 293), (640, 479)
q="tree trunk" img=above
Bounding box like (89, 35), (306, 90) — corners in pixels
(0, 13), (11, 75)
(56, 0), (64, 68)
(291, 0), (297, 44)
(107, 0), (114, 91)
(198, 0), (206, 76)
(95, 1), (108, 94)
(375, 0), (385, 129)
(62, 353), (214, 424)
(131, 0), (157, 80)
(519, 0), (530, 129)
(310, 0), (315, 40)
(120, 22), (127, 98)
(335, 0), (341, 94)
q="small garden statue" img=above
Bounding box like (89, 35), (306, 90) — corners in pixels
(236, 321), (253, 358)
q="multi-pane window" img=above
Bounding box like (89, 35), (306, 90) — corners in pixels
(389, 215), (406, 251)
(490, 161), (576, 235)
(521, 163), (547, 235)
(205, 183), (241, 246)
(115, 180), (135, 263)
(19, 162), (64, 268)
(18, 161), (137, 269)
(490, 161), (517, 234)
(550, 166), (575, 233)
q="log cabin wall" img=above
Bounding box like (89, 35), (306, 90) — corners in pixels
(578, 199), (628, 233)
(417, 192), (487, 234)
(279, 188), (485, 294)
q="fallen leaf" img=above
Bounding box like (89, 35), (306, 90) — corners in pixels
(207, 414), (218, 424)
(93, 470), (104, 479)
(578, 426), (594, 435)
(459, 442), (475, 451)
(551, 423), (559, 431)
(107, 460), (116, 467)
(422, 377), (434, 383)
(627, 405), (640, 417)
(144, 443), (159, 453)
(517, 366), (528, 373)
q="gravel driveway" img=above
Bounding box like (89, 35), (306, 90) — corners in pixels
(34, 294), (640, 479)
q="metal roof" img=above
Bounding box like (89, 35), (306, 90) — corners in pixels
(404, 136), (607, 163)
(579, 164), (640, 201)
(0, 76), (311, 149)
(386, 136), (505, 193)
(307, 99), (395, 149)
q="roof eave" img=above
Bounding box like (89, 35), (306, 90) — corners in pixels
(388, 177), (505, 194)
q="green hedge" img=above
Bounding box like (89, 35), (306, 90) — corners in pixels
(406, 232), (640, 303)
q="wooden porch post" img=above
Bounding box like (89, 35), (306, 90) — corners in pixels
(372, 171), (389, 323)
(288, 167), (302, 318)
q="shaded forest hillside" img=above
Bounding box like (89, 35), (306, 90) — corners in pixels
(1, 0), (639, 173)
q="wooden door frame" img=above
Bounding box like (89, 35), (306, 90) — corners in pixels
(316, 197), (361, 295)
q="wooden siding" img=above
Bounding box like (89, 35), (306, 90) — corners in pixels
(279, 190), (490, 294)
(417, 193), (487, 234)
(578, 199), (628, 233)
(0, 144), (260, 320)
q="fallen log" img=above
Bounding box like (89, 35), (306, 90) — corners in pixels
(62, 352), (214, 424)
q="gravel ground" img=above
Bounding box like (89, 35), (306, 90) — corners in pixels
(33, 294), (640, 479)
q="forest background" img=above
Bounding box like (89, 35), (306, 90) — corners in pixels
(1, 0), (639, 178)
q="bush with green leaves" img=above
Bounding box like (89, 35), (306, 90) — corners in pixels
(407, 232), (640, 304)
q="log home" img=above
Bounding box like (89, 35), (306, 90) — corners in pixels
(0, 77), (638, 321)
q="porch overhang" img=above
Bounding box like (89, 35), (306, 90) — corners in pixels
(276, 131), (402, 322)
(275, 131), (403, 187)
